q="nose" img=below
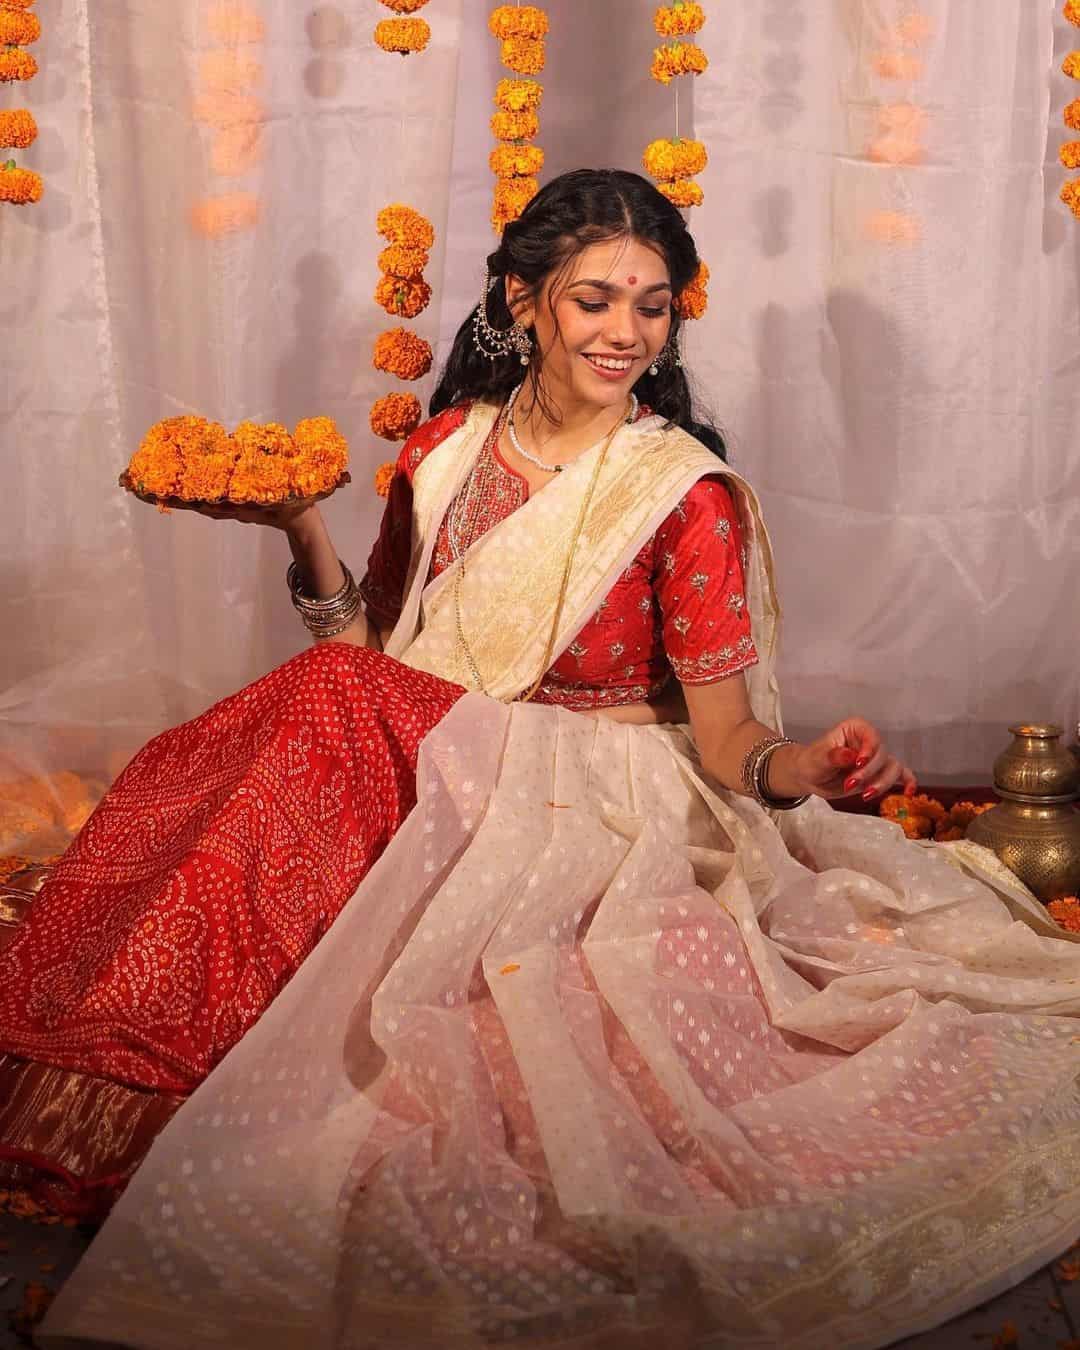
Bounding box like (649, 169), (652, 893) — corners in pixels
(602, 302), (640, 350)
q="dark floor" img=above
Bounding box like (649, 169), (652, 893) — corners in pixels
(1, 1208), (1078, 1350)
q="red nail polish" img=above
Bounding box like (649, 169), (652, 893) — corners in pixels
(856, 757), (870, 769)
(861, 788), (877, 802)
(844, 775), (860, 792)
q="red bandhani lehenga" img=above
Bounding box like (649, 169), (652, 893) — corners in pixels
(0, 403), (753, 1217)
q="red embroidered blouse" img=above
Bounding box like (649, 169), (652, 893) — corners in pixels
(360, 404), (758, 710)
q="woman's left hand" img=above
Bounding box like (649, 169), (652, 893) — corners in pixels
(792, 717), (917, 802)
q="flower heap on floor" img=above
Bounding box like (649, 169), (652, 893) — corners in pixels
(488, 5), (547, 233)
(0, 0), (41, 205)
(371, 205), (435, 489)
(123, 415), (349, 505)
(1061, 0), (1080, 217)
(374, 0), (432, 56)
(863, 11), (932, 246)
(190, 1), (265, 238)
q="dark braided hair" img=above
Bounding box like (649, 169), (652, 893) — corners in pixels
(430, 168), (725, 460)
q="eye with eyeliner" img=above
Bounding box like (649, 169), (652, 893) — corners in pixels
(574, 299), (668, 318)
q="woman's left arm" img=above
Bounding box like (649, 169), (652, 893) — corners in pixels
(681, 672), (916, 802)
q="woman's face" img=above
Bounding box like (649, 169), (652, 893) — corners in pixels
(508, 236), (673, 417)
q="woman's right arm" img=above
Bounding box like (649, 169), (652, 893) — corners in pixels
(283, 505), (383, 650)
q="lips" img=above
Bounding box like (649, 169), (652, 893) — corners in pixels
(582, 353), (635, 376)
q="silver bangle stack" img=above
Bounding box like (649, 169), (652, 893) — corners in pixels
(287, 560), (362, 638)
(740, 733), (810, 811)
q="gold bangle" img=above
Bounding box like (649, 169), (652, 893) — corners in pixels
(754, 739), (809, 811)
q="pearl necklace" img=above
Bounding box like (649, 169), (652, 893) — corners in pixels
(505, 382), (638, 474)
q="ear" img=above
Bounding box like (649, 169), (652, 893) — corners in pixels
(504, 274), (535, 329)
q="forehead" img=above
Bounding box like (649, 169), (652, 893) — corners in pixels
(563, 236), (670, 286)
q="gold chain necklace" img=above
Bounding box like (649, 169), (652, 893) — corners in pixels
(453, 398), (629, 701)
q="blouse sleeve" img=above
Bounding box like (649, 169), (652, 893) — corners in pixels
(653, 474), (759, 685)
(358, 403), (472, 630)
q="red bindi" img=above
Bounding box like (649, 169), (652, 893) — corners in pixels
(627, 275), (638, 285)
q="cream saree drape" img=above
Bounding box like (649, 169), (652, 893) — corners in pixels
(42, 420), (1080, 1350)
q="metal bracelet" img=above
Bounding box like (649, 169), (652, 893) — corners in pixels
(753, 737), (810, 811)
(740, 732), (786, 798)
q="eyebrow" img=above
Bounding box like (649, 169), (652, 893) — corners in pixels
(569, 278), (673, 295)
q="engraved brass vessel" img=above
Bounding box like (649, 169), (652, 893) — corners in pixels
(966, 723), (1080, 901)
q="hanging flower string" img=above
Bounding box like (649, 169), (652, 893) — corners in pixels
(0, 0), (40, 205)
(488, 6), (548, 233)
(863, 12), (932, 246)
(374, 0), (431, 56)
(1062, 1), (1080, 217)
(371, 205), (435, 491)
(644, 5), (709, 319)
(190, 2), (265, 237)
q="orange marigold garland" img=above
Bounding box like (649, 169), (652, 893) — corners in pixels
(1068, 0), (1080, 24)
(374, 272), (432, 319)
(192, 4), (264, 230)
(654, 3), (705, 37)
(374, 462), (397, 497)
(0, 108), (34, 147)
(0, 158), (40, 202)
(650, 41), (708, 85)
(0, 9), (37, 43)
(379, 0), (430, 10)
(488, 6), (547, 232)
(370, 392), (422, 442)
(674, 261), (709, 319)
(377, 242), (430, 278)
(372, 327), (433, 381)
(1064, 5), (1080, 217)
(374, 17), (430, 55)
(376, 203), (435, 251)
(0, 46), (36, 81)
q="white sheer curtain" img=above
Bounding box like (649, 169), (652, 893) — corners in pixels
(2, 0), (1077, 825)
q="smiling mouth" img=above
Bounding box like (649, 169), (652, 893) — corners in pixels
(583, 354), (635, 373)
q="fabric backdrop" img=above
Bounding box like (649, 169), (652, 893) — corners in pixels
(2, 0), (1077, 808)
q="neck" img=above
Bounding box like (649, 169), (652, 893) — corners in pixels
(514, 376), (628, 456)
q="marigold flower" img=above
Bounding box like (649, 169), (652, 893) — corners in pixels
(654, 3), (705, 38)
(291, 416), (349, 495)
(863, 209), (921, 244)
(500, 36), (545, 76)
(1061, 140), (1080, 169)
(489, 143), (545, 179)
(228, 420), (295, 502)
(206, 3), (265, 44)
(0, 108), (36, 148)
(1068, 0), (1080, 27)
(374, 17), (430, 54)
(173, 418), (233, 501)
(379, 0), (429, 10)
(494, 77), (543, 112)
(210, 124), (263, 177)
(1048, 896), (1080, 932)
(200, 50), (264, 93)
(371, 393), (422, 442)
(377, 242), (429, 278)
(374, 272), (432, 318)
(0, 9), (38, 42)
(374, 461), (397, 497)
(491, 108), (540, 142)
(674, 261), (709, 319)
(868, 134), (923, 165)
(643, 136), (707, 181)
(1064, 51), (1080, 80)
(1067, 98), (1080, 131)
(0, 47), (37, 81)
(873, 52), (923, 82)
(192, 91), (263, 129)
(190, 192), (259, 238)
(656, 178), (703, 208)
(372, 327), (433, 380)
(0, 160), (41, 203)
(488, 5), (549, 40)
(376, 203), (435, 250)
(492, 176), (539, 231)
(126, 417), (197, 497)
(0, 0), (37, 10)
(650, 41), (708, 84)
(1061, 179), (1080, 219)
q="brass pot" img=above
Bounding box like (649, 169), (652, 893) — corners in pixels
(966, 723), (1080, 902)
(992, 723), (1080, 798)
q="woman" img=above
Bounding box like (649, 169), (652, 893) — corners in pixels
(18, 171), (1080, 1349)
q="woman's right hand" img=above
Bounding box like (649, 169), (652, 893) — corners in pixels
(186, 500), (319, 532)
